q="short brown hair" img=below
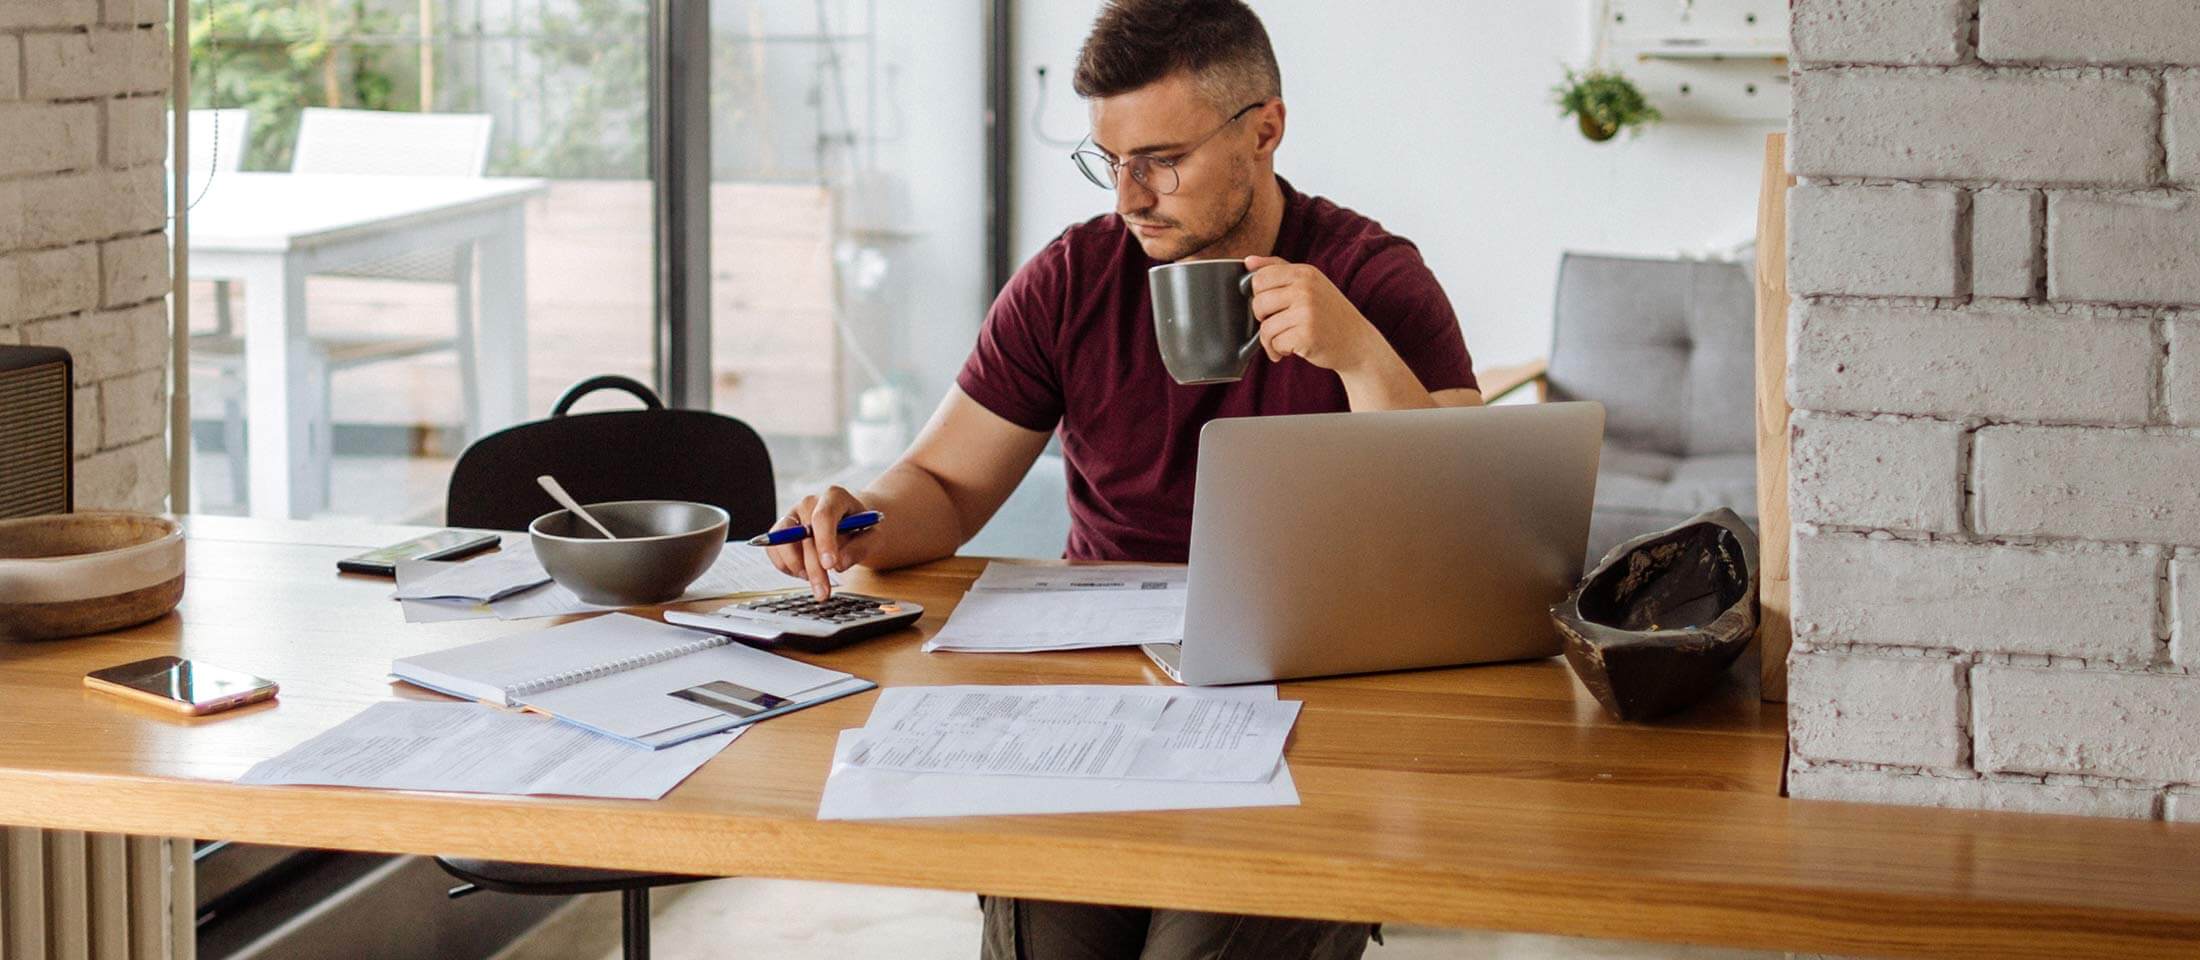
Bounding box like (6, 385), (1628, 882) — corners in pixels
(1073, 0), (1282, 112)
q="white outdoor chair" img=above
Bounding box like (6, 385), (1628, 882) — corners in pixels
(176, 107), (251, 179)
(191, 108), (496, 515)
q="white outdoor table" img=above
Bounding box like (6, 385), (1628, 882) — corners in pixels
(187, 172), (549, 518)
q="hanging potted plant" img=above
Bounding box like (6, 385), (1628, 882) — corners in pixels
(1553, 67), (1661, 143)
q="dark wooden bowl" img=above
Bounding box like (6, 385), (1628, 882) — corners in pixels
(1551, 508), (1759, 721)
(0, 512), (185, 642)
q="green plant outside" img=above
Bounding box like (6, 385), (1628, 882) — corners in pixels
(497, 0), (650, 178)
(1553, 67), (1662, 142)
(186, 0), (758, 181)
(189, 0), (400, 171)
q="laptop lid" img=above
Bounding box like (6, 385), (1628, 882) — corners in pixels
(1173, 401), (1604, 686)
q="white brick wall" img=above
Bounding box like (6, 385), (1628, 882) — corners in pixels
(0, 2), (101, 32)
(1790, 0), (2200, 819)
(2170, 70), (2200, 183)
(1788, 763), (2159, 818)
(2047, 191), (2200, 304)
(1791, 69), (2158, 185)
(1788, 412), (1966, 532)
(1789, 653), (1968, 767)
(1973, 666), (2200, 781)
(1791, 0), (1971, 67)
(1787, 184), (1965, 297)
(1978, 0), (2200, 65)
(1786, 301), (2154, 423)
(3, 3), (169, 512)
(1970, 189), (2040, 298)
(1972, 426), (2200, 544)
(1790, 533), (2159, 663)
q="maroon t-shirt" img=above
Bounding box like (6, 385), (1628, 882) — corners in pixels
(955, 177), (1477, 563)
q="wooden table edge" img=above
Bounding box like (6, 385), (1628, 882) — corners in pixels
(2, 767), (2195, 960)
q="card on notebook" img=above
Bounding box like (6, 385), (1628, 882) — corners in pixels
(390, 613), (875, 748)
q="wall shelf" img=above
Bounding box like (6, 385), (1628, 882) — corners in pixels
(1597, 0), (1790, 123)
(1636, 48), (1788, 62)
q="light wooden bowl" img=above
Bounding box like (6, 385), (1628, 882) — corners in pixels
(0, 512), (185, 642)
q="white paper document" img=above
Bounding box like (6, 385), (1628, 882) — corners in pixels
(843, 687), (1296, 782)
(922, 588), (1187, 653)
(816, 685), (1299, 820)
(394, 559), (496, 623)
(968, 562), (1187, 593)
(1131, 696), (1302, 782)
(391, 542), (552, 602)
(844, 688), (1171, 778)
(235, 701), (737, 799)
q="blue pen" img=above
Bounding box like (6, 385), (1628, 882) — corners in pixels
(745, 510), (885, 547)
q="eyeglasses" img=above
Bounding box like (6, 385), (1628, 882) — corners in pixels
(1071, 101), (1266, 195)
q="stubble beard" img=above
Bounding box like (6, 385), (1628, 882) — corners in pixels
(1134, 164), (1256, 263)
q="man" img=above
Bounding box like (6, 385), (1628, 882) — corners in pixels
(769, 0), (1478, 955)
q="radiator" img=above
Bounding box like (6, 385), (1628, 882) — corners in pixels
(1, 830), (193, 960)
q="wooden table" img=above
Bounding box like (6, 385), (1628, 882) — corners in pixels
(4, 518), (2199, 959)
(189, 173), (548, 518)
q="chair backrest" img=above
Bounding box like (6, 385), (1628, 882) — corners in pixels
(177, 108), (251, 175)
(291, 108), (494, 177)
(1544, 252), (1756, 459)
(446, 376), (779, 537)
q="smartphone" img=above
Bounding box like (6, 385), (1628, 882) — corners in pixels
(84, 656), (278, 716)
(337, 530), (501, 576)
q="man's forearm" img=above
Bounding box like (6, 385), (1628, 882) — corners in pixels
(1338, 345), (1439, 412)
(851, 460), (974, 571)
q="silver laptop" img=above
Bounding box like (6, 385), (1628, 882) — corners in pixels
(1145, 401), (1604, 685)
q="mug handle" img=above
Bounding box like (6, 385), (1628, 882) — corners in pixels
(1236, 272), (1263, 364)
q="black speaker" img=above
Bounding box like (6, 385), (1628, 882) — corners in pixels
(0, 345), (73, 517)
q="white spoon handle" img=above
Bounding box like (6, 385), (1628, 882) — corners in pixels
(536, 475), (619, 540)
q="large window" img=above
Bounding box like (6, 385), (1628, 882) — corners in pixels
(183, 0), (658, 522)
(704, 0), (989, 512)
(182, 0), (1041, 549)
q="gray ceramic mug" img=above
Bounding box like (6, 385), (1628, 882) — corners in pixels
(1150, 258), (1260, 384)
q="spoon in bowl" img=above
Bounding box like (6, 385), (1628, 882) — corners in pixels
(536, 475), (619, 540)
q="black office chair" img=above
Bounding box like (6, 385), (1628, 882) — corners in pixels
(441, 859), (708, 960)
(437, 375), (777, 960)
(445, 374), (778, 537)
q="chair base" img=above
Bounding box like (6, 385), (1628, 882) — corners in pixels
(435, 857), (712, 960)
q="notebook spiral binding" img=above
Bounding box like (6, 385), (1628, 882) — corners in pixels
(504, 634), (729, 697)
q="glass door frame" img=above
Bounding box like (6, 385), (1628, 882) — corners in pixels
(653, 0), (1014, 411)
(652, 0), (713, 409)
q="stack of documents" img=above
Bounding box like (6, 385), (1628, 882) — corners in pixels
(816, 684), (1301, 820)
(392, 539), (813, 622)
(391, 613), (874, 748)
(922, 562), (1188, 653)
(236, 701), (736, 799)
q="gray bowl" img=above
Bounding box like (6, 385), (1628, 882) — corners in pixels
(529, 500), (729, 606)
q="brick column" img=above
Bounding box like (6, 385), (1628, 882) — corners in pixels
(2, 0), (172, 512)
(1786, 0), (2200, 819)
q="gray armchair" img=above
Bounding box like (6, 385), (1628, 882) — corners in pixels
(1485, 252), (1759, 563)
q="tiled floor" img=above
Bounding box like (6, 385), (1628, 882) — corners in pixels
(496, 879), (1821, 960)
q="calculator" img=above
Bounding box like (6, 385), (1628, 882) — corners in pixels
(664, 590), (923, 653)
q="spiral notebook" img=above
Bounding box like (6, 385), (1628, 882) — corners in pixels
(391, 613), (874, 749)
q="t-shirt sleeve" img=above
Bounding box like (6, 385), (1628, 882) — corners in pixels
(1348, 241), (1479, 394)
(955, 241), (1069, 432)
